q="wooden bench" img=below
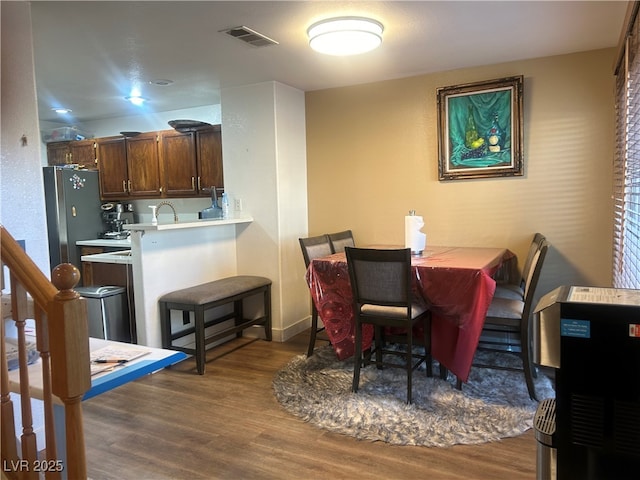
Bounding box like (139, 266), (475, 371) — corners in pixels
(159, 275), (272, 374)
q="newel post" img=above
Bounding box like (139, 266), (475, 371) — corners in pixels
(49, 264), (91, 480)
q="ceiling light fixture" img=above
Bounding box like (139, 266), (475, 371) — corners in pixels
(51, 107), (72, 114)
(307, 17), (383, 56)
(125, 95), (147, 106)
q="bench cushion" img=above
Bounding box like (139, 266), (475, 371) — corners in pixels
(159, 276), (271, 306)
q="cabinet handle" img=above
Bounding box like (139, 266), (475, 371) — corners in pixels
(122, 180), (127, 193)
(191, 177), (195, 190)
(197, 177), (201, 191)
(127, 180), (131, 193)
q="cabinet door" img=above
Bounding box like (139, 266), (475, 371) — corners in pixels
(47, 142), (72, 165)
(126, 133), (162, 197)
(70, 140), (96, 169)
(196, 126), (224, 196)
(96, 137), (128, 199)
(160, 130), (197, 196)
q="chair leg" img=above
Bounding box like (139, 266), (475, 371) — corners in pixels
(521, 335), (537, 401)
(352, 319), (363, 394)
(424, 313), (433, 377)
(374, 326), (383, 368)
(307, 304), (319, 357)
(406, 327), (413, 404)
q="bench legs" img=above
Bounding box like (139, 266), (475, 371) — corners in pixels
(194, 305), (206, 375)
(160, 284), (272, 375)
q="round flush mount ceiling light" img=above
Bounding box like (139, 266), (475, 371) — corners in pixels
(307, 17), (384, 56)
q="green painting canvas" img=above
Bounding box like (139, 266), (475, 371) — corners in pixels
(447, 88), (512, 169)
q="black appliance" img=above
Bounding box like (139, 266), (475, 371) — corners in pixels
(534, 286), (640, 480)
(100, 202), (134, 239)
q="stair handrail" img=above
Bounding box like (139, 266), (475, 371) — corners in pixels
(1, 225), (90, 479)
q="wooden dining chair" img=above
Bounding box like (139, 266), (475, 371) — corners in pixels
(299, 234), (333, 357)
(494, 233), (546, 300)
(345, 246), (432, 404)
(328, 229), (355, 253)
(477, 239), (549, 400)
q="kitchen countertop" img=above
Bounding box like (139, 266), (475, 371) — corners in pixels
(124, 215), (253, 232)
(80, 250), (132, 265)
(77, 238), (131, 248)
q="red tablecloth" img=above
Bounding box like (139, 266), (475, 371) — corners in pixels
(305, 246), (514, 382)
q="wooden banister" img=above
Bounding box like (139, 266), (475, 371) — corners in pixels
(1, 225), (90, 479)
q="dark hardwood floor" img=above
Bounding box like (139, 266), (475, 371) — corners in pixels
(83, 331), (539, 480)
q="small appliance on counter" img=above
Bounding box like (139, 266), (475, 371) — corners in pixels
(100, 202), (134, 239)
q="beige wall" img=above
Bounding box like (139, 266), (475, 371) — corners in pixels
(305, 49), (615, 300)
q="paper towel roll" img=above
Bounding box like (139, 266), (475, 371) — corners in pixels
(405, 215), (426, 254)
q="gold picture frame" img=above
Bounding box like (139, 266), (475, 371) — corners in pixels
(437, 76), (524, 181)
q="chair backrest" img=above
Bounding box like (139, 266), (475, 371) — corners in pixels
(299, 234), (333, 268)
(522, 239), (549, 320)
(519, 233), (546, 288)
(328, 230), (355, 253)
(345, 247), (412, 308)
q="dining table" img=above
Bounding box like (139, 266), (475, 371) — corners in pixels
(305, 245), (515, 383)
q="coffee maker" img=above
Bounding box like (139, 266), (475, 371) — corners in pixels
(100, 202), (134, 239)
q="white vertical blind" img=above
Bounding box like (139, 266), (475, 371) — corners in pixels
(613, 2), (640, 289)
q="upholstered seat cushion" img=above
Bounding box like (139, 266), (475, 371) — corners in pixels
(159, 276), (272, 306)
(486, 296), (524, 320)
(494, 283), (525, 300)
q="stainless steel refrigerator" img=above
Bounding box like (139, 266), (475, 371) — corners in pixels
(43, 166), (103, 274)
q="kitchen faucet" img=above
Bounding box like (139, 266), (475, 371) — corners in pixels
(155, 201), (179, 223)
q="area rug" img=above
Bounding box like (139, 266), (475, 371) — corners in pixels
(272, 345), (555, 447)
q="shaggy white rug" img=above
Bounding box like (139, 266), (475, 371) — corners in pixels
(273, 345), (555, 447)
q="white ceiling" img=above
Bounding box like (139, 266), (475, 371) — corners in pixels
(30, 1), (628, 125)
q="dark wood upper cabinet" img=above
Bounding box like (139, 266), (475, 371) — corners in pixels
(160, 130), (198, 196)
(55, 126), (221, 200)
(97, 133), (161, 199)
(196, 126), (224, 196)
(47, 140), (96, 169)
(125, 133), (162, 197)
(96, 137), (128, 199)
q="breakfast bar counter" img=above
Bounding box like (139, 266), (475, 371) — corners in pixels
(122, 215), (254, 347)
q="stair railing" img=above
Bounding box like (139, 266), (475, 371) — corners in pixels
(1, 225), (90, 480)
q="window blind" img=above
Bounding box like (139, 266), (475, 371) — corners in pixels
(613, 2), (640, 289)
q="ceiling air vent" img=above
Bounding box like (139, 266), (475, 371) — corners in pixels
(221, 26), (279, 48)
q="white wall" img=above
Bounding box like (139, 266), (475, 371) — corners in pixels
(1, 2), (51, 280)
(221, 82), (310, 341)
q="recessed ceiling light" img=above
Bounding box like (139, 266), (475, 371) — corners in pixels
(149, 79), (174, 86)
(307, 17), (384, 56)
(51, 107), (72, 114)
(125, 96), (147, 106)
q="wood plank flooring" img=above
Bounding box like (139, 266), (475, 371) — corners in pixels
(83, 332), (540, 480)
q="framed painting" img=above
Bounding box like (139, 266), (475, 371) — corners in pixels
(437, 76), (523, 181)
